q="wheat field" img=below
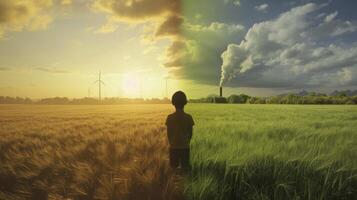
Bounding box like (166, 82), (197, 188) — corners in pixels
(0, 105), (184, 200)
(0, 104), (357, 200)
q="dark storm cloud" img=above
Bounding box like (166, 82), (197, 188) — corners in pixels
(92, 0), (180, 21)
(163, 40), (187, 67)
(92, 0), (182, 36)
(92, 0), (183, 38)
(0, 0), (53, 38)
(155, 15), (184, 38)
(163, 22), (246, 84)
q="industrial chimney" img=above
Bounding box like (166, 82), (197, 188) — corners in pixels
(220, 86), (223, 97)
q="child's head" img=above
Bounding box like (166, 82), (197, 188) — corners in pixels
(171, 91), (187, 110)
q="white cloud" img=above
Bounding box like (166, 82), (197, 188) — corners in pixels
(255, 3), (269, 12)
(317, 13), (326, 19)
(224, 0), (241, 6)
(329, 21), (357, 37)
(324, 11), (338, 23)
(220, 3), (357, 88)
(311, 17), (357, 38)
(233, 0), (240, 6)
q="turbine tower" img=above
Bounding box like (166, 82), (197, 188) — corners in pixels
(93, 71), (105, 101)
(165, 78), (168, 98)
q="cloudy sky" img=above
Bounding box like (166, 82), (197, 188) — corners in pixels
(0, 0), (356, 98)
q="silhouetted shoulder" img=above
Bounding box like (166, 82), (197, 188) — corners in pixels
(165, 113), (174, 125)
(185, 113), (195, 126)
(165, 112), (194, 127)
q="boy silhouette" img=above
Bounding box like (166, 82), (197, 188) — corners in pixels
(165, 91), (194, 169)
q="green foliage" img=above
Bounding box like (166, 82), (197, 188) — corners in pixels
(193, 94), (357, 105)
(227, 94), (250, 103)
(213, 97), (227, 104)
(188, 89), (357, 105)
(1, 92), (356, 105)
(186, 104), (357, 199)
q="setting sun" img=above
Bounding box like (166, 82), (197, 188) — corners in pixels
(122, 73), (142, 98)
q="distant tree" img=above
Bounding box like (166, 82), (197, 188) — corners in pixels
(331, 90), (357, 97)
(0, 96), (33, 104)
(338, 93), (348, 97)
(72, 97), (99, 104)
(308, 92), (318, 97)
(346, 100), (355, 105)
(38, 97), (71, 104)
(227, 94), (250, 104)
(286, 94), (299, 104)
(248, 97), (262, 104)
(266, 96), (280, 104)
(214, 97), (227, 103)
(1, 93), (357, 105)
(204, 94), (219, 103)
(227, 95), (239, 103)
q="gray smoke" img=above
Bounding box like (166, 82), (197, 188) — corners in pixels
(219, 43), (252, 86)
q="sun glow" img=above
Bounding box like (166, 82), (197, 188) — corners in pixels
(122, 73), (142, 98)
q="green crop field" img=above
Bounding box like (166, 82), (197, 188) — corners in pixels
(0, 104), (356, 200)
(188, 104), (357, 200)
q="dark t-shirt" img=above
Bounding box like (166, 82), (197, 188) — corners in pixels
(165, 112), (194, 149)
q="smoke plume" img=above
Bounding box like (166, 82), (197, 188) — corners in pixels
(219, 44), (252, 86)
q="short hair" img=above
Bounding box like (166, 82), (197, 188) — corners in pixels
(171, 91), (187, 109)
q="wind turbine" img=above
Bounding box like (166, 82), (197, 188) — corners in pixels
(93, 71), (105, 101)
(165, 78), (168, 98)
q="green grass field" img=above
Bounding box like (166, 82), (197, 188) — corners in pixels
(187, 104), (357, 200)
(0, 104), (356, 200)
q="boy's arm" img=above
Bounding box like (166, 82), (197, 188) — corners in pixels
(165, 117), (173, 143)
(188, 126), (193, 140)
(189, 116), (194, 140)
(166, 126), (173, 142)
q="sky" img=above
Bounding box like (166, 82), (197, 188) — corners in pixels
(0, 0), (356, 99)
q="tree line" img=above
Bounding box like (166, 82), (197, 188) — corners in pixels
(190, 90), (357, 105)
(1, 90), (356, 105)
(0, 96), (170, 105)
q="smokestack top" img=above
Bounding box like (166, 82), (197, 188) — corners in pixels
(220, 86), (223, 97)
